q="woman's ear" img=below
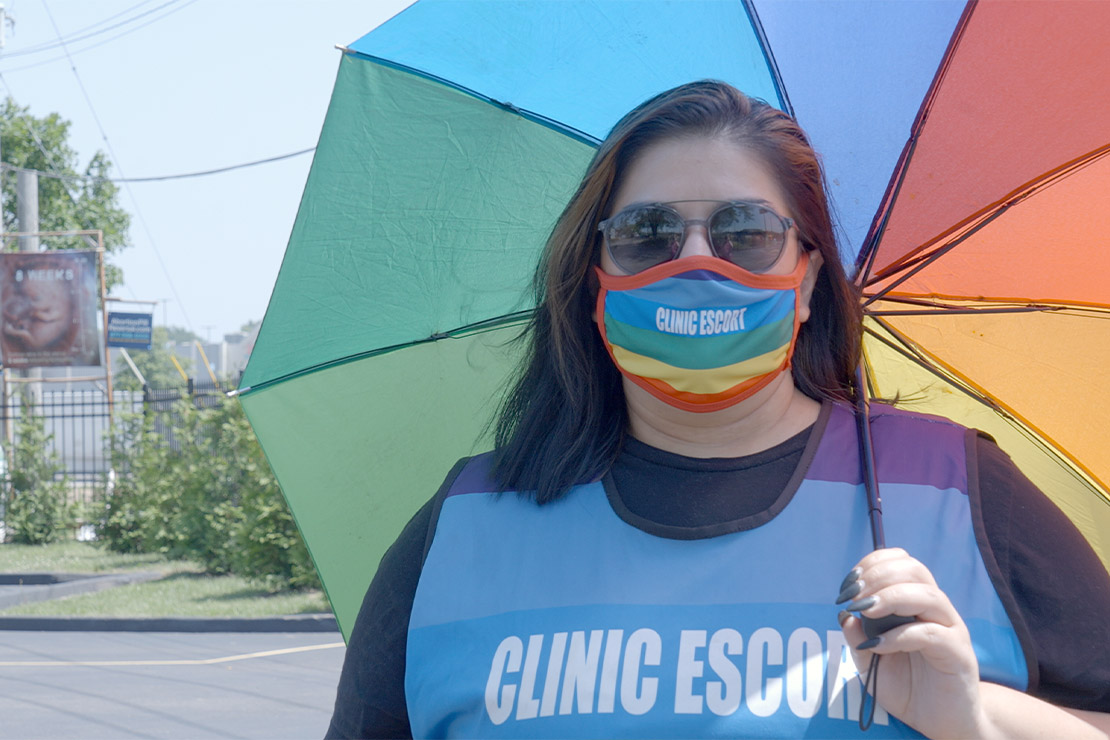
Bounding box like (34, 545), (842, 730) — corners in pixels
(797, 249), (824, 324)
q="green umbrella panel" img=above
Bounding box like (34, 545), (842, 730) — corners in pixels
(239, 55), (594, 636)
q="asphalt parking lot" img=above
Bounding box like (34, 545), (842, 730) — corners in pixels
(0, 630), (345, 739)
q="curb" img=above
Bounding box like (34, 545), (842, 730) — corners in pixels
(0, 613), (339, 632)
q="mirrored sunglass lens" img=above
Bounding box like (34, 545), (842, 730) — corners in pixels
(606, 207), (683, 272)
(710, 205), (786, 272)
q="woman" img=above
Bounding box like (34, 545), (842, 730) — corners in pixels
(327, 81), (1110, 738)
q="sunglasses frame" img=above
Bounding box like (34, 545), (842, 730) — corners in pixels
(598, 199), (796, 274)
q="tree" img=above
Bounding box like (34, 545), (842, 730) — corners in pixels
(164, 325), (201, 344)
(1, 98), (130, 291)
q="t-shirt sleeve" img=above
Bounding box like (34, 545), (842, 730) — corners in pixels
(975, 433), (1110, 711)
(324, 498), (433, 739)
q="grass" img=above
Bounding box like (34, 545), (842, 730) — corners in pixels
(0, 540), (191, 575)
(0, 541), (331, 618)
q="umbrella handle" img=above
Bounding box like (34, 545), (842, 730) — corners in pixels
(853, 364), (916, 730)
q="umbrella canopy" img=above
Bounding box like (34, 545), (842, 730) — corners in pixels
(239, 0), (1108, 638)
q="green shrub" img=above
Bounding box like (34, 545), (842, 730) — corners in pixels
(3, 400), (72, 545)
(6, 478), (71, 545)
(99, 395), (319, 591)
(100, 411), (170, 554)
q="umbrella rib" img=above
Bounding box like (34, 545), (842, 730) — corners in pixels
(868, 306), (1055, 317)
(343, 50), (602, 148)
(862, 321), (991, 406)
(855, 0), (978, 282)
(867, 297), (1110, 317)
(861, 203), (1012, 306)
(236, 310), (535, 397)
(742, 0), (794, 118)
(864, 144), (1110, 302)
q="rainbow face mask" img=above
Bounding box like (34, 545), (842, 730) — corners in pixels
(594, 253), (809, 413)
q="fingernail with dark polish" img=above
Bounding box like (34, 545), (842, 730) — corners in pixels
(835, 578), (863, 604)
(837, 609), (852, 627)
(844, 595), (877, 613)
(838, 567), (862, 593)
(856, 637), (881, 651)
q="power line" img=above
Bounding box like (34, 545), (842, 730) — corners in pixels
(1, 146), (316, 183)
(0, 0), (198, 74)
(4, 0), (164, 57)
(41, 0), (195, 334)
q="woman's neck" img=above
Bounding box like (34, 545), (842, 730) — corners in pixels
(624, 373), (822, 458)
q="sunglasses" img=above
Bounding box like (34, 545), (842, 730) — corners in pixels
(598, 200), (796, 274)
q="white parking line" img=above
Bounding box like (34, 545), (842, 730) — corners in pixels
(0, 640), (345, 667)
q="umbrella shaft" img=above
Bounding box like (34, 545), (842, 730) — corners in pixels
(868, 508), (886, 550)
(855, 365), (888, 551)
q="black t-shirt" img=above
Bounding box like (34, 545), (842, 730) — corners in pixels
(326, 424), (1110, 738)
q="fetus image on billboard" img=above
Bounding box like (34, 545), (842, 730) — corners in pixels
(0, 251), (101, 368)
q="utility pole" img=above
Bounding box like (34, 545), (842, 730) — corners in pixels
(16, 169), (37, 251)
(0, 6), (5, 458)
(16, 168), (42, 406)
(1, 4), (7, 223)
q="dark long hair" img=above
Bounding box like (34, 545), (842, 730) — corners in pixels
(492, 81), (862, 502)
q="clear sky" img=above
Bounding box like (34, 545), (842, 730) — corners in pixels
(0, 0), (413, 342)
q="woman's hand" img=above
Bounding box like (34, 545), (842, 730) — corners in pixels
(837, 549), (1110, 739)
(837, 547), (987, 738)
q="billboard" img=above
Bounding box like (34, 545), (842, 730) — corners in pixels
(107, 311), (154, 350)
(0, 251), (101, 368)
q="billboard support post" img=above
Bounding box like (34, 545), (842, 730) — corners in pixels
(95, 232), (112, 433)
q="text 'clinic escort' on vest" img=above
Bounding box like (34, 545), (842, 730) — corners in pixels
(484, 625), (889, 726)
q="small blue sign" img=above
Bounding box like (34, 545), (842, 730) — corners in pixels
(107, 311), (154, 350)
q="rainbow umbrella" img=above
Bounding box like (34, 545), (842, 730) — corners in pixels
(239, 0), (1110, 638)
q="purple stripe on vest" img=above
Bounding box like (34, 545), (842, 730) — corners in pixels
(450, 406), (967, 498)
(808, 404), (969, 494)
(447, 452), (604, 499)
(446, 452), (499, 497)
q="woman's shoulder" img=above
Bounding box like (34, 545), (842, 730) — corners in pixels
(861, 401), (970, 433)
(436, 451), (500, 497)
(823, 400), (974, 444)
(816, 401), (973, 482)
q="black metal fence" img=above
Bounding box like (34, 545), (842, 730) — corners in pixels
(1, 379), (229, 487)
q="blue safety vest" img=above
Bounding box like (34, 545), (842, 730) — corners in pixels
(406, 403), (1031, 738)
